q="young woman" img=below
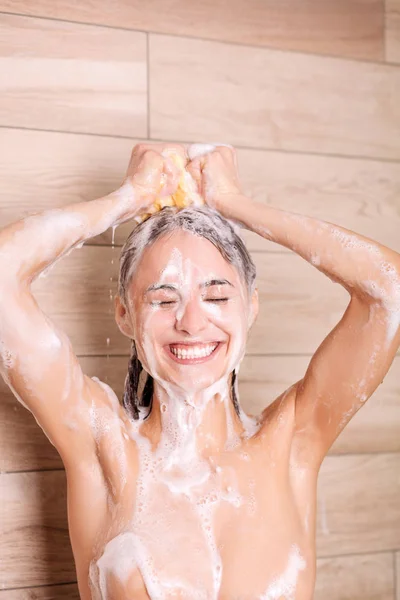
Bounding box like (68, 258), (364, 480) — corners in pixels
(0, 143), (399, 599)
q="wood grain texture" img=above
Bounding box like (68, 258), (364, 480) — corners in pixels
(0, 14), (147, 136)
(316, 454), (400, 557)
(386, 0), (400, 63)
(0, 0), (385, 61)
(0, 471), (75, 588)
(0, 584), (80, 599)
(1, 128), (400, 253)
(1, 353), (399, 472)
(1, 456), (399, 587)
(28, 245), (400, 357)
(27, 246), (352, 356)
(149, 35), (400, 160)
(1, 354), (399, 472)
(314, 552), (395, 599)
(397, 551), (400, 600)
(0, 552), (394, 599)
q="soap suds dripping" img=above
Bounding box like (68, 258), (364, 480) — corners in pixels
(260, 544), (306, 600)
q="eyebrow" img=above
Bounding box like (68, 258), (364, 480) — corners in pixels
(145, 279), (234, 293)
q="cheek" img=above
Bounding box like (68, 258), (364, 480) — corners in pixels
(203, 299), (248, 331)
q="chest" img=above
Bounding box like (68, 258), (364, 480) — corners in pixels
(87, 444), (315, 600)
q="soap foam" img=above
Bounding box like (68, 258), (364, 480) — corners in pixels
(260, 544), (306, 599)
(89, 242), (262, 598)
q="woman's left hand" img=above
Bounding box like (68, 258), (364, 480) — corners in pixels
(186, 145), (243, 217)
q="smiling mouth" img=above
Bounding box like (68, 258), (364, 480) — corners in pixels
(166, 342), (222, 364)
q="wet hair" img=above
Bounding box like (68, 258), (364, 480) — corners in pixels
(118, 206), (257, 420)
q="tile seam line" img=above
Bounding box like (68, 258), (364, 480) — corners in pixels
(1, 9), (399, 70)
(384, 0), (389, 64)
(319, 548), (400, 561)
(146, 33), (150, 139)
(3, 451), (400, 475)
(1, 125), (400, 166)
(2, 547), (399, 591)
(1, 581), (78, 592)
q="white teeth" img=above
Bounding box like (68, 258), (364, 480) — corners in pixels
(170, 344), (218, 359)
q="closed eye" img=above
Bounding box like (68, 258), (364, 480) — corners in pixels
(151, 300), (177, 306)
(206, 298), (229, 303)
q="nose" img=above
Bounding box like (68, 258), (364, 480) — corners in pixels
(175, 296), (208, 335)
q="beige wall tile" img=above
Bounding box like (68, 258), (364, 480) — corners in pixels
(0, 552), (394, 598)
(27, 247), (352, 355)
(0, 471), (74, 588)
(0, 14), (147, 136)
(1, 456), (399, 587)
(0, 0), (385, 61)
(316, 453), (400, 556)
(0, 583), (80, 599)
(1, 129), (400, 252)
(1, 354), (399, 472)
(149, 35), (400, 160)
(314, 552), (394, 599)
(386, 0), (400, 63)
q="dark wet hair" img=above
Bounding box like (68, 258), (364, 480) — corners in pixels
(118, 206), (257, 420)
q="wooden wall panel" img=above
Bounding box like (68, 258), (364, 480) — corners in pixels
(0, 552), (394, 600)
(240, 355), (400, 455)
(316, 454), (400, 556)
(1, 128), (400, 253)
(28, 246), (354, 356)
(1, 355), (399, 472)
(314, 552), (395, 599)
(30, 246), (400, 357)
(0, 584), (80, 599)
(0, 0), (385, 61)
(386, 0), (400, 63)
(236, 147), (400, 253)
(0, 4), (399, 596)
(1, 456), (399, 588)
(0, 471), (75, 588)
(149, 35), (400, 160)
(397, 551), (400, 600)
(0, 14), (147, 136)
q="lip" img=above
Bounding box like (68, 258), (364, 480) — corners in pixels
(165, 342), (222, 365)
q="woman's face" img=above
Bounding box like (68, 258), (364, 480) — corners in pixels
(117, 230), (258, 393)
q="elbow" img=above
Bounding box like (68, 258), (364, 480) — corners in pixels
(360, 258), (400, 309)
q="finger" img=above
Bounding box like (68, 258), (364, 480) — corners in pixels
(186, 157), (204, 189)
(159, 157), (180, 196)
(215, 144), (235, 163)
(187, 143), (216, 161)
(161, 144), (188, 166)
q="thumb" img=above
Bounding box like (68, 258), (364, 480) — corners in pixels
(186, 157), (204, 192)
(159, 157), (180, 197)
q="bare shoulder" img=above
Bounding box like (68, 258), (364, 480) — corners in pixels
(63, 375), (133, 471)
(64, 379), (138, 572)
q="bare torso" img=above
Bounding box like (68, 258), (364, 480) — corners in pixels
(65, 382), (318, 600)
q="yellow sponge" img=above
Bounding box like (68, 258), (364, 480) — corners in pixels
(134, 151), (204, 223)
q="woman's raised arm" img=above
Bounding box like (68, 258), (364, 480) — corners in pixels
(0, 144), (181, 466)
(188, 146), (400, 468)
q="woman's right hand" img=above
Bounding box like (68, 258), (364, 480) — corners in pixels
(123, 143), (186, 214)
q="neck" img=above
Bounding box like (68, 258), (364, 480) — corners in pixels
(140, 373), (247, 458)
